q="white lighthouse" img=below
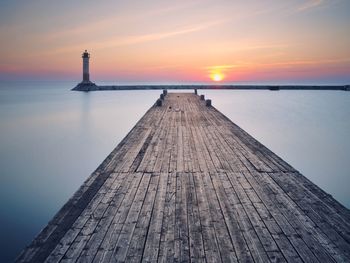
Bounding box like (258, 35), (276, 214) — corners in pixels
(73, 50), (97, 91)
(82, 50), (90, 83)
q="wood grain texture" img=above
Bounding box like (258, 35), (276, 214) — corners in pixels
(17, 93), (350, 263)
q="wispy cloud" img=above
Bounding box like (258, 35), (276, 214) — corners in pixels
(108, 20), (226, 47)
(41, 19), (228, 55)
(228, 57), (350, 68)
(235, 43), (289, 52)
(297, 0), (325, 12)
(204, 57), (350, 73)
(44, 1), (202, 41)
(257, 57), (350, 67)
(204, 65), (239, 70)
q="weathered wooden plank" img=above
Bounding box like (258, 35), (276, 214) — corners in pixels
(43, 172), (123, 262)
(269, 171), (350, 261)
(124, 173), (160, 262)
(233, 174), (285, 261)
(201, 171), (239, 262)
(141, 172), (168, 262)
(193, 172), (222, 263)
(144, 108), (171, 173)
(243, 170), (331, 262)
(174, 172), (190, 262)
(160, 110), (176, 173)
(136, 109), (168, 173)
(169, 113), (179, 173)
(183, 108), (200, 172)
(189, 126), (209, 173)
(153, 111), (173, 172)
(110, 173), (152, 262)
(56, 173), (127, 262)
(277, 172), (350, 241)
(176, 126), (184, 172)
(266, 173), (343, 261)
(75, 173), (131, 263)
(158, 172), (176, 262)
(205, 107), (291, 173)
(206, 126), (241, 172)
(224, 172), (270, 263)
(186, 172), (206, 263)
(203, 107), (274, 172)
(192, 125), (217, 172)
(92, 173), (144, 263)
(213, 172), (254, 262)
(293, 172), (350, 219)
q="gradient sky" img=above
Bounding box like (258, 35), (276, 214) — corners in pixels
(1, 0), (350, 84)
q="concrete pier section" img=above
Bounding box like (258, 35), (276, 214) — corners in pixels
(72, 84), (350, 91)
(17, 93), (350, 262)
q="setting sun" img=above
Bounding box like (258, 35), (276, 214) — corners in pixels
(211, 72), (224, 82)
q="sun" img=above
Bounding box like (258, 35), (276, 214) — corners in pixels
(211, 72), (224, 82)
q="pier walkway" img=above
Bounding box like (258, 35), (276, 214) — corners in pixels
(17, 93), (350, 262)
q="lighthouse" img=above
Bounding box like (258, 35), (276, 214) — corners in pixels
(82, 50), (90, 83)
(73, 50), (97, 91)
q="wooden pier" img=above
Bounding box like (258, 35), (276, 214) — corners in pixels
(17, 93), (350, 262)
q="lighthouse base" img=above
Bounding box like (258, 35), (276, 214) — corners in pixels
(72, 81), (99, 91)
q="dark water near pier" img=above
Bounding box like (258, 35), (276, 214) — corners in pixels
(0, 81), (349, 262)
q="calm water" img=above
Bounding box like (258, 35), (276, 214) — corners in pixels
(0, 82), (349, 262)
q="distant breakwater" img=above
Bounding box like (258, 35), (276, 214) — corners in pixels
(72, 83), (350, 92)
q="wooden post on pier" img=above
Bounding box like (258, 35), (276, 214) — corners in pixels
(194, 88), (198, 95)
(200, 94), (205, 100)
(17, 92), (350, 263)
(206, 99), (212, 106)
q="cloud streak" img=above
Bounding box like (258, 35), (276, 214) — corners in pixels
(108, 20), (226, 47)
(44, 1), (203, 41)
(297, 0), (325, 11)
(204, 57), (350, 73)
(44, 19), (229, 55)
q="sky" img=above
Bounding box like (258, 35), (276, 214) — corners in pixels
(0, 0), (350, 84)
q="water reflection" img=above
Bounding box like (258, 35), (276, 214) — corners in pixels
(80, 91), (92, 137)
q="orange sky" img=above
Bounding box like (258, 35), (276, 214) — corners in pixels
(0, 0), (349, 84)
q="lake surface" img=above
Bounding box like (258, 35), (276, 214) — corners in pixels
(0, 81), (349, 262)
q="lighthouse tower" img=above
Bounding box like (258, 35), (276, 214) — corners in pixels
(73, 50), (97, 91)
(82, 50), (90, 83)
